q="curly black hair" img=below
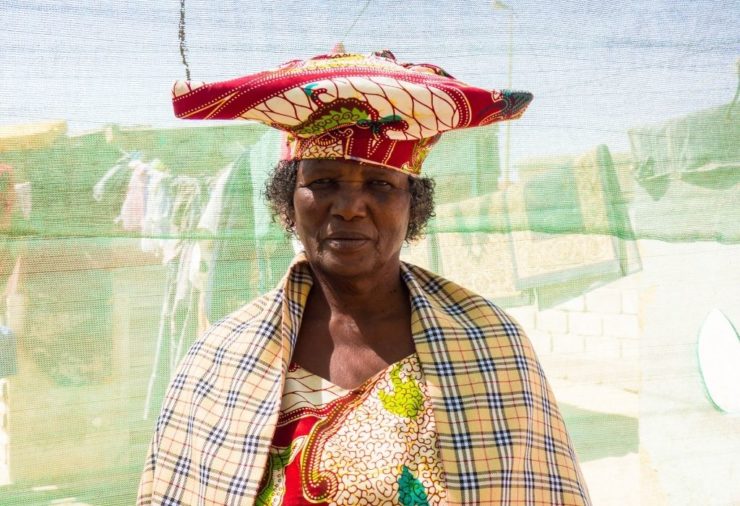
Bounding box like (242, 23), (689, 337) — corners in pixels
(264, 159), (435, 242)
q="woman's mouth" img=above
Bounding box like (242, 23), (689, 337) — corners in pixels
(324, 234), (371, 251)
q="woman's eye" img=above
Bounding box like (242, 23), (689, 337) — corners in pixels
(369, 180), (393, 189)
(308, 178), (334, 187)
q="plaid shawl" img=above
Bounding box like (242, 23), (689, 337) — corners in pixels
(138, 255), (591, 505)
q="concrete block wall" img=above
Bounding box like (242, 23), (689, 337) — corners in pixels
(507, 275), (642, 388)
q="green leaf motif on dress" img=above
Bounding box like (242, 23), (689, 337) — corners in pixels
(255, 438), (304, 506)
(297, 107), (370, 136)
(380, 114), (403, 123)
(397, 465), (430, 506)
(379, 362), (423, 418)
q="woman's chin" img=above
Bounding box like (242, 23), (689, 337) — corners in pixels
(309, 252), (398, 281)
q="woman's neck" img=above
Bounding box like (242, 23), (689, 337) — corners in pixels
(293, 259), (415, 386)
(307, 262), (409, 321)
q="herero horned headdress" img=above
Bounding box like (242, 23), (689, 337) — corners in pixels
(172, 50), (533, 176)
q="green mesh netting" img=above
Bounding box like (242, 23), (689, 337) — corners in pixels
(1, 1), (739, 504)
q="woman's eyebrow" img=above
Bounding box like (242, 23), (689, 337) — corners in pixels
(298, 171), (333, 182)
(301, 166), (340, 177)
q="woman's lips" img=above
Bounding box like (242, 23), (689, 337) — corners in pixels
(324, 235), (371, 251)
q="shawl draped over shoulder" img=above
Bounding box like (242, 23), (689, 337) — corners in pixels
(138, 255), (591, 505)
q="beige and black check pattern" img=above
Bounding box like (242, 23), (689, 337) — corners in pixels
(138, 255), (591, 505)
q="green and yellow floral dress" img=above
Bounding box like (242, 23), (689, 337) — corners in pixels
(256, 353), (447, 505)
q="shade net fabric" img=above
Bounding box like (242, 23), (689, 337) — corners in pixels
(1, 1), (739, 504)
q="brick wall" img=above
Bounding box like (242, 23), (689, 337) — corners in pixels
(507, 274), (642, 390)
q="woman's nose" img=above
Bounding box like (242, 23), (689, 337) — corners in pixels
(330, 183), (369, 221)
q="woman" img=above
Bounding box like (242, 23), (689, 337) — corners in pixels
(139, 51), (591, 505)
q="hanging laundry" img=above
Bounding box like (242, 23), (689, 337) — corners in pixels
(160, 176), (202, 264)
(197, 162), (235, 235)
(629, 103), (739, 183)
(116, 159), (150, 232)
(629, 103), (740, 242)
(93, 152), (141, 203)
(141, 160), (172, 255)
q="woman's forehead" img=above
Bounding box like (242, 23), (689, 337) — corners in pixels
(297, 159), (409, 181)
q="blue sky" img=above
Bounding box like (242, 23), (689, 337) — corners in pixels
(1, 0), (737, 164)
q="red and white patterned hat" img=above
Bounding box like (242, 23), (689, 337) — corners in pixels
(172, 50), (533, 176)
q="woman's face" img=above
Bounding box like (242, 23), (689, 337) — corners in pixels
(292, 159), (411, 281)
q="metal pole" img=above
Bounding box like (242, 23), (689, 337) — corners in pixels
(493, 1), (514, 187)
(505, 8), (513, 186)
